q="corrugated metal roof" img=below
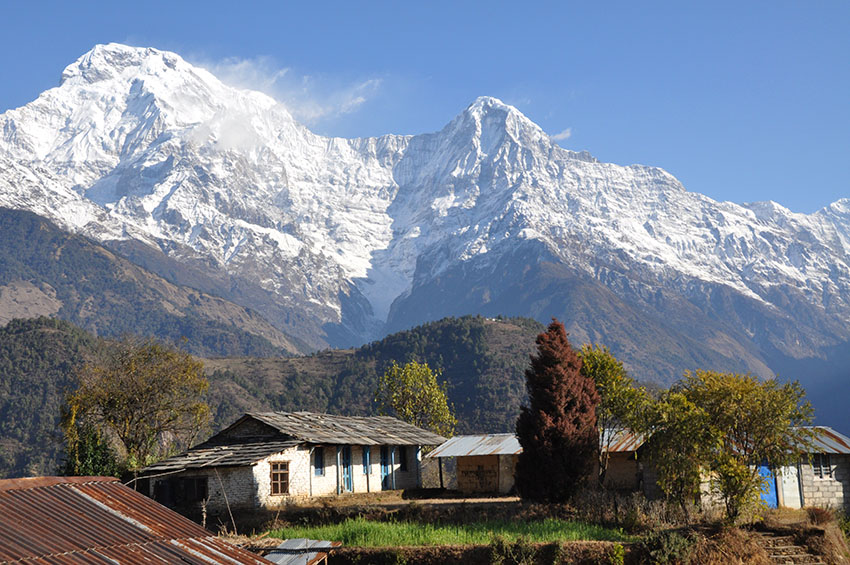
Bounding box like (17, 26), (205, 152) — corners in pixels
(427, 429), (645, 458)
(427, 434), (522, 458)
(142, 440), (301, 473)
(264, 539), (341, 565)
(800, 426), (850, 454)
(601, 428), (645, 453)
(0, 476), (273, 564)
(245, 412), (447, 446)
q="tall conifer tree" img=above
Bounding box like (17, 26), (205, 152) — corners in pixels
(515, 319), (599, 501)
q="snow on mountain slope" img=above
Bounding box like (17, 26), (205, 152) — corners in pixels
(1, 43), (848, 354)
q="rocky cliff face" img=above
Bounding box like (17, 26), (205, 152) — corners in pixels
(1, 44), (848, 400)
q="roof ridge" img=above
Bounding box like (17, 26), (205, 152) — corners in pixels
(0, 476), (118, 493)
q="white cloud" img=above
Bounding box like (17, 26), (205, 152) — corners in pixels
(551, 127), (572, 141)
(193, 55), (383, 126)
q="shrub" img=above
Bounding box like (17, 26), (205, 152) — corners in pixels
(489, 534), (538, 565)
(837, 511), (850, 540)
(637, 530), (693, 564)
(806, 506), (835, 525)
(607, 542), (625, 565)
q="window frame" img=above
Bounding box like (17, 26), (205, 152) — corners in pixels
(812, 453), (833, 479)
(314, 446), (325, 476)
(270, 461), (290, 496)
(363, 446), (371, 474)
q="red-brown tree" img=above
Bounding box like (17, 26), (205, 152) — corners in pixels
(515, 319), (600, 502)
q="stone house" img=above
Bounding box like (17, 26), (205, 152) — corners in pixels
(765, 426), (850, 510)
(138, 412), (445, 516)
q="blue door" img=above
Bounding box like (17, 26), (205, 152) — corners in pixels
(380, 446), (390, 489)
(759, 465), (778, 508)
(342, 446), (353, 492)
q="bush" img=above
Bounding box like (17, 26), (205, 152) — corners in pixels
(570, 490), (700, 531)
(837, 511), (850, 540)
(688, 528), (770, 565)
(489, 535), (537, 565)
(637, 530), (693, 564)
(607, 542), (625, 565)
(806, 506), (835, 525)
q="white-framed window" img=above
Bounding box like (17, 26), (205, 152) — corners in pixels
(314, 446), (325, 476)
(270, 461), (289, 495)
(812, 453), (832, 479)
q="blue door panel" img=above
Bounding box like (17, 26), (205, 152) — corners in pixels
(759, 465), (778, 508)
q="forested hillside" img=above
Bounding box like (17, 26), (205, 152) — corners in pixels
(0, 318), (100, 478)
(0, 315), (543, 477)
(0, 208), (303, 357)
(205, 316), (543, 433)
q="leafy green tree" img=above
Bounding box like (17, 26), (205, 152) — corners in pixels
(681, 370), (812, 521)
(62, 421), (123, 477)
(579, 344), (648, 486)
(375, 360), (456, 437)
(641, 390), (713, 522)
(644, 370), (813, 522)
(515, 319), (599, 502)
(62, 337), (211, 471)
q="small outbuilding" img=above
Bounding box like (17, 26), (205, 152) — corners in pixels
(139, 411), (445, 516)
(427, 430), (647, 495)
(427, 433), (521, 493)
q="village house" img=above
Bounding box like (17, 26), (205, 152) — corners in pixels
(428, 426), (850, 510)
(138, 411), (445, 516)
(762, 426), (850, 510)
(427, 429), (648, 495)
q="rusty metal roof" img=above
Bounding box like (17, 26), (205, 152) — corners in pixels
(0, 476), (273, 564)
(427, 434), (521, 458)
(601, 428), (646, 453)
(799, 426), (850, 454)
(242, 412), (446, 446)
(427, 429), (645, 458)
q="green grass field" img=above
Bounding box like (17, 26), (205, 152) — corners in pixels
(268, 517), (630, 547)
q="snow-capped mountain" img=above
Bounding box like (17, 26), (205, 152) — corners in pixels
(1, 44), (849, 393)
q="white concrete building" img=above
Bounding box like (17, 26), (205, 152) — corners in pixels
(139, 412), (445, 515)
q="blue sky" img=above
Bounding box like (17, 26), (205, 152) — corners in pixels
(2, 1), (847, 213)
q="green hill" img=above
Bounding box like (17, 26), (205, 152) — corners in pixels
(0, 317), (100, 478)
(0, 315), (542, 478)
(205, 315), (543, 433)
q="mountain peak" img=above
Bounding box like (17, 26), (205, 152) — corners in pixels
(59, 43), (186, 86)
(466, 95), (515, 113)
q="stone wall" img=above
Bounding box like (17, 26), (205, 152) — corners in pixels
(219, 418), (277, 440)
(800, 454), (850, 509)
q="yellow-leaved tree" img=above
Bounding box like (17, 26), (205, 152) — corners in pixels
(374, 360), (456, 438)
(644, 370), (813, 523)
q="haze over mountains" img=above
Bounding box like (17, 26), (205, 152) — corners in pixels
(1, 44), (848, 425)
